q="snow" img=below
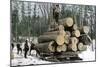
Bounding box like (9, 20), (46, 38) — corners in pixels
(78, 46), (95, 61)
(11, 54), (53, 66)
(11, 44), (53, 66)
(78, 39), (96, 61)
(11, 40), (96, 66)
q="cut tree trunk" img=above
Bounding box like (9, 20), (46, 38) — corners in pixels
(72, 30), (80, 37)
(56, 44), (67, 52)
(48, 41), (56, 52)
(70, 37), (79, 44)
(48, 25), (64, 32)
(65, 31), (71, 37)
(38, 34), (65, 45)
(78, 42), (87, 51)
(56, 45), (62, 52)
(59, 17), (74, 27)
(43, 31), (59, 35)
(79, 34), (91, 45)
(38, 34), (57, 43)
(43, 30), (66, 37)
(80, 26), (90, 34)
(61, 44), (67, 52)
(56, 35), (65, 45)
(68, 43), (77, 51)
(77, 42), (84, 51)
(64, 35), (70, 44)
(72, 24), (78, 30)
(35, 41), (55, 53)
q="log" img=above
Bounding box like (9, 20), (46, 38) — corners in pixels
(70, 37), (79, 44)
(82, 45), (87, 51)
(64, 17), (74, 27)
(38, 34), (57, 43)
(43, 30), (66, 37)
(59, 30), (66, 36)
(56, 35), (65, 45)
(80, 26), (90, 34)
(78, 42), (87, 51)
(64, 35), (70, 44)
(66, 31), (71, 37)
(48, 41), (56, 52)
(61, 44), (67, 52)
(72, 30), (80, 37)
(43, 31), (59, 35)
(72, 24), (78, 30)
(35, 41), (55, 53)
(56, 44), (67, 52)
(48, 25), (64, 32)
(77, 42), (84, 51)
(58, 25), (65, 31)
(59, 17), (74, 27)
(38, 34), (65, 45)
(79, 34), (92, 45)
(68, 43), (77, 51)
(56, 45), (62, 52)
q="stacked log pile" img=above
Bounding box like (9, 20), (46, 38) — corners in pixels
(36, 17), (92, 54)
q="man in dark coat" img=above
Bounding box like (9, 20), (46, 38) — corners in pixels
(24, 40), (29, 58)
(11, 43), (14, 50)
(16, 43), (22, 54)
(30, 41), (35, 55)
(53, 4), (60, 23)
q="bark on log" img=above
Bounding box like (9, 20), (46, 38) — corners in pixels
(38, 34), (65, 45)
(43, 31), (59, 35)
(35, 41), (55, 53)
(38, 34), (57, 43)
(43, 30), (66, 37)
(79, 34), (92, 45)
(48, 25), (64, 32)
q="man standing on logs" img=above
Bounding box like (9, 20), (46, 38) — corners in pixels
(53, 4), (60, 25)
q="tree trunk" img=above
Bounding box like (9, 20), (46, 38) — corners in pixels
(77, 42), (83, 51)
(38, 34), (65, 45)
(72, 30), (80, 37)
(72, 24), (78, 30)
(38, 34), (58, 43)
(43, 30), (66, 36)
(35, 41), (55, 53)
(59, 17), (74, 27)
(56, 35), (65, 45)
(70, 37), (79, 44)
(56, 44), (67, 52)
(68, 43), (77, 51)
(64, 35), (70, 44)
(79, 26), (90, 34)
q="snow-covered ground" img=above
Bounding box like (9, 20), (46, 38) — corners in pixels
(78, 39), (96, 61)
(11, 40), (96, 66)
(11, 42), (53, 66)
